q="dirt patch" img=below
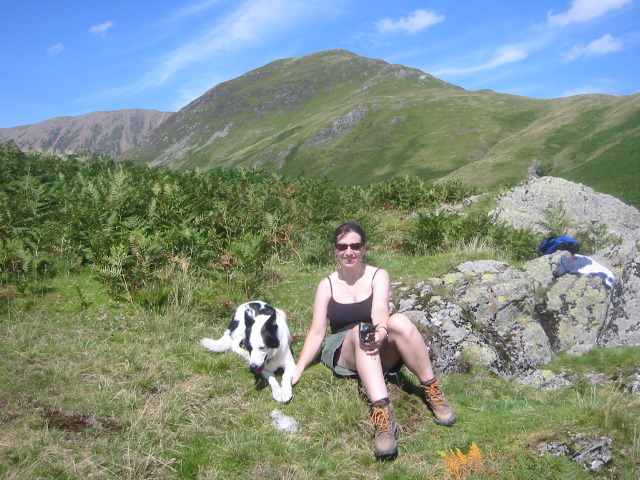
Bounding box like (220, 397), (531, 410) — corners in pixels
(0, 396), (22, 425)
(40, 408), (124, 435)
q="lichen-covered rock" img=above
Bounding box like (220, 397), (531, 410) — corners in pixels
(598, 240), (640, 348)
(537, 435), (613, 472)
(571, 436), (613, 472)
(519, 369), (574, 390)
(392, 177), (640, 383)
(399, 259), (552, 377)
(535, 263), (612, 355)
(491, 176), (640, 242)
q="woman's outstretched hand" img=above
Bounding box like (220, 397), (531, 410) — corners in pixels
(290, 366), (303, 386)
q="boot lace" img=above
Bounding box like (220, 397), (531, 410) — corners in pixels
(425, 381), (446, 406)
(371, 407), (391, 432)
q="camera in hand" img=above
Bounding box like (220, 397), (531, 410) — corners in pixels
(359, 322), (376, 343)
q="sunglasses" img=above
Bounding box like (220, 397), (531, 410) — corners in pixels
(335, 242), (364, 251)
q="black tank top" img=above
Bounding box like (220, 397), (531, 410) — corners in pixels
(327, 269), (380, 334)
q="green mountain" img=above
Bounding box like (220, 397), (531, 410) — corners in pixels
(119, 49), (640, 207)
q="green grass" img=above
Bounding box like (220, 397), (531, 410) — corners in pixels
(1, 263), (639, 479)
(544, 347), (640, 379)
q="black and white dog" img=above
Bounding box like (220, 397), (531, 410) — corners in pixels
(200, 301), (296, 403)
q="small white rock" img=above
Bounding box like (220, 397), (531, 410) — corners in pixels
(271, 409), (298, 433)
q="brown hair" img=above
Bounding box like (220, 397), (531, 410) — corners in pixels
(333, 221), (366, 246)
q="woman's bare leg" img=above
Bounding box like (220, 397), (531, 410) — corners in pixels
(380, 313), (434, 382)
(336, 326), (388, 401)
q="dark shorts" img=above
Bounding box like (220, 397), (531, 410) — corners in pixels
(320, 329), (404, 378)
(321, 330), (358, 377)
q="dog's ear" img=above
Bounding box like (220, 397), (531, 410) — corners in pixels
(247, 302), (267, 317)
(261, 303), (275, 315)
(262, 311), (280, 349)
(228, 318), (240, 332)
(243, 326), (253, 352)
(243, 307), (257, 352)
(265, 310), (277, 329)
(244, 308), (256, 327)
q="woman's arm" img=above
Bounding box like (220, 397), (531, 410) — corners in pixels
(291, 277), (331, 385)
(370, 268), (391, 346)
(371, 268), (391, 326)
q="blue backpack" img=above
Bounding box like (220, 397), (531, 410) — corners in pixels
(539, 235), (581, 255)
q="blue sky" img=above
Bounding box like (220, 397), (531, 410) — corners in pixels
(1, 0), (638, 128)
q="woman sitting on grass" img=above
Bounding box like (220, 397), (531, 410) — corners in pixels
(291, 221), (456, 459)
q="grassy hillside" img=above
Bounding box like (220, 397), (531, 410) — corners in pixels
(3, 261), (639, 479)
(443, 93), (640, 207)
(554, 98), (640, 207)
(120, 50), (640, 208)
(1, 145), (639, 478)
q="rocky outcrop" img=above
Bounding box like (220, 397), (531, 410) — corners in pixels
(491, 176), (640, 242)
(307, 105), (367, 147)
(538, 435), (613, 472)
(392, 177), (640, 386)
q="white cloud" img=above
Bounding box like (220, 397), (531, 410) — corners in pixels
(562, 84), (606, 96)
(47, 43), (64, 55)
(173, 75), (224, 110)
(564, 34), (625, 61)
(548, 0), (632, 27)
(121, 0), (325, 92)
(434, 45), (529, 76)
(89, 20), (116, 37)
(168, 0), (221, 22)
(377, 9), (444, 34)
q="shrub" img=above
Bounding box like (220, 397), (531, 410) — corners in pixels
(403, 210), (538, 261)
(1, 143), (490, 307)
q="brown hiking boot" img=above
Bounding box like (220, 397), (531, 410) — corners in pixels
(423, 379), (456, 426)
(371, 402), (400, 458)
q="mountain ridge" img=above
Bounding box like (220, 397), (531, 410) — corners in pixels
(1, 49), (637, 207)
(118, 49), (638, 207)
(0, 108), (172, 158)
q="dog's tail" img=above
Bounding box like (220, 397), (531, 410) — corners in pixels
(200, 331), (232, 353)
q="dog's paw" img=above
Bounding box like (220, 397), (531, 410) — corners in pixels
(280, 392), (293, 403)
(274, 392), (293, 403)
(271, 387), (283, 402)
(270, 385), (292, 403)
(276, 386), (293, 403)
